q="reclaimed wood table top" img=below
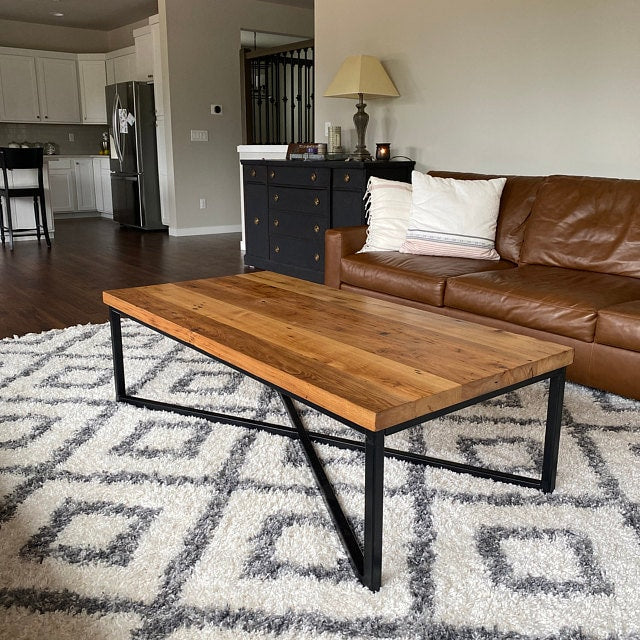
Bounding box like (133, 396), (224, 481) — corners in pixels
(103, 271), (574, 431)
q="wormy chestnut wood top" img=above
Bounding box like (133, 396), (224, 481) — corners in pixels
(103, 271), (574, 431)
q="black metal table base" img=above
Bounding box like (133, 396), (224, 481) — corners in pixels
(108, 309), (566, 592)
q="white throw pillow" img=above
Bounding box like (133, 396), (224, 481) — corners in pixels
(400, 172), (507, 260)
(358, 177), (413, 252)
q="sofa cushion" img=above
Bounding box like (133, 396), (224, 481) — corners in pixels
(595, 301), (640, 352)
(445, 265), (640, 342)
(429, 172), (546, 263)
(340, 252), (515, 307)
(400, 172), (506, 260)
(520, 175), (640, 277)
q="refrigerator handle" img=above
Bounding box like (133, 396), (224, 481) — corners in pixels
(112, 92), (123, 170)
(132, 83), (143, 174)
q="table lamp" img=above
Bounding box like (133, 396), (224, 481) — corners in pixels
(324, 55), (399, 161)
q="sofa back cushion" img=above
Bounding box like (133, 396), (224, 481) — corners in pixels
(520, 175), (640, 278)
(429, 171), (545, 263)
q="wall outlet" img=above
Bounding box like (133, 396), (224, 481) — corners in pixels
(190, 129), (209, 142)
(68, 133), (75, 142)
(199, 198), (206, 209)
(324, 121), (331, 137)
(211, 104), (222, 115)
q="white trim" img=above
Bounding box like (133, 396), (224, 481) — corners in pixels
(168, 224), (242, 237)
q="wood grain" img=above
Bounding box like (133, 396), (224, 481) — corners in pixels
(103, 272), (574, 431)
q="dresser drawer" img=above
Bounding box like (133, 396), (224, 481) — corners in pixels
(269, 211), (327, 240)
(270, 235), (324, 271)
(243, 164), (267, 183)
(332, 167), (365, 191)
(268, 186), (329, 215)
(268, 166), (330, 187)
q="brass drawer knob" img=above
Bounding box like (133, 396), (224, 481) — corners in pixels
(313, 196), (320, 206)
(314, 253), (320, 262)
(249, 168), (256, 177)
(310, 172), (317, 182)
(274, 245), (280, 253)
(274, 219), (279, 227)
(273, 194), (279, 202)
(343, 173), (350, 183)
(269, 170), (275, 179)
(253, 217), (260, 225)
(313, 224), (320, 233)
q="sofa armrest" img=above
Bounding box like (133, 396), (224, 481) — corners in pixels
(324, 226), (367, 288)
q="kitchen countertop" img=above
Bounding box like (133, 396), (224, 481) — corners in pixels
(44, 154), (109, 159)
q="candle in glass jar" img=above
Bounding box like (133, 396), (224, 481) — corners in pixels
(375, 143), (390, 161)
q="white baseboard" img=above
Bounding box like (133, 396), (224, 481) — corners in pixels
(168, 224), (242, 237)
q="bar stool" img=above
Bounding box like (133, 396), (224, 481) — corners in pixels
(0, 147), (51, 251)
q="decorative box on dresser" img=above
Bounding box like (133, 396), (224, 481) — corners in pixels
(241, 159), (414, 283)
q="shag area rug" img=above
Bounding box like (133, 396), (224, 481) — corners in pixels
(1, 321), (639, 640)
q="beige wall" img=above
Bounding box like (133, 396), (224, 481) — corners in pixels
(0, 17), (149, 53)
(314, 0), (640, 179)
(161, 0), (313, 234)
(0, 18), (109, 52)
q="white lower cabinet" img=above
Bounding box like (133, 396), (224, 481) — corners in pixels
(93, 157), (113, 217)
(46, 157), (101, 215)
(47, 158), (75, 212)
(73, 158), (95, 211)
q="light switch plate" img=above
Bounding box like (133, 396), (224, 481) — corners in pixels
(190, 129), (209, 142)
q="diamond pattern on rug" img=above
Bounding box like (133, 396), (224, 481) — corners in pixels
(20, 497), (161, 566)
(1, 320), (639, 640)
(0, 477), (214, 604)
(430, 496), (640, 637)
(60, 404), (244, 481)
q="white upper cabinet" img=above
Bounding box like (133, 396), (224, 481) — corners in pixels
(134, 25), (154, 82)
(0, 49), (80, 123)
(0, 53), (41, 122)
(106, 47), (136, 85)
(78, 57), (107, 124)
(36, 56), (80, 123)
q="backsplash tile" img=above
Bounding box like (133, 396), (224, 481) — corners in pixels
(0, 123), (108, 155)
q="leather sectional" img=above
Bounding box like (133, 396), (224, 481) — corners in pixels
(324, 171), (640, 400)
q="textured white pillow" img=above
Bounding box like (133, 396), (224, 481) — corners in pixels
(358, 177), (413, 252)
(400, 172), (507, 260)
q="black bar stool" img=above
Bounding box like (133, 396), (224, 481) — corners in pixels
(0, 147), (51, 251)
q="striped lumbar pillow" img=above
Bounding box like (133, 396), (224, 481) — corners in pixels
(400, 172), (506, 260)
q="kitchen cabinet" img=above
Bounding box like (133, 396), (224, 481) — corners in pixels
(93, 156), (113, 217)
(36, 56), (80, 123)
(73, 158), (96, 211)
(241, 159), (415, 283)
(46, 157), (96, 214)
(46, 158), (75, 212)
(0, 53), (40, 122)
(106, 48), (136, 85)
(78, 56), (107, 124)
(150, 15), (164, 116)
(134, 25), (154, 82)
(0, 50), (80, 123)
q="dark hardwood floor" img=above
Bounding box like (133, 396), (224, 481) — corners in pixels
(0, 218), (246, 338)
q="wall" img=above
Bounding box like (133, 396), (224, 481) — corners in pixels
(161, 0), (313, 235)
(0, 17), (148, 53)
(314, 0), (640, 179)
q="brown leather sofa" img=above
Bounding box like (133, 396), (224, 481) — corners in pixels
(325, 171), (640, 400)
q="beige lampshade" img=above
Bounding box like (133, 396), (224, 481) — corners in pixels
(324, 55), (399, 99)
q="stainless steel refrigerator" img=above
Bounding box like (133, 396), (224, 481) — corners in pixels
(106, 81), (165, 230)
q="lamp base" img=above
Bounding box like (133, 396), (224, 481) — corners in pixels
(351, 95), (372, 161)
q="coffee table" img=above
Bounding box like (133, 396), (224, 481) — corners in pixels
(103, 271), (574, 592)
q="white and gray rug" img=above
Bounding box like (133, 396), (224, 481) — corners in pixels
(1, 320), (639, 640)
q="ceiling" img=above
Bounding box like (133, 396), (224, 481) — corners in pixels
(0, 0), (313, 31)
